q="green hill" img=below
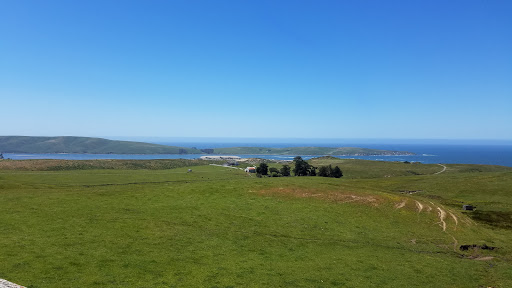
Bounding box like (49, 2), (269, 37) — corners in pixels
(212, 146), (414, 155)
(1, 159), (511, 287)
(0, 136), (202, 154)
(0, 136), (414, 156)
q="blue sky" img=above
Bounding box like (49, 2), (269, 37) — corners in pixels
(1, 0), (511, 140)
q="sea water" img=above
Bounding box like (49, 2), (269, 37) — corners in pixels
(4, 143), (512, 167)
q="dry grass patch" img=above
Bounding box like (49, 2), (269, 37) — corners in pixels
(258, 187), (384, 206)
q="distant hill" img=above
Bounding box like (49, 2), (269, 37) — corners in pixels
(211, 146), (415, 156)
(0, 136), (415, 156)
(0, 136), (202, 154)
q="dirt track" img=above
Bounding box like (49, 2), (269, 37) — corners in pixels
(434, 164), (447, 174)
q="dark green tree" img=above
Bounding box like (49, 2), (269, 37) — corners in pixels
(318, 165), (330, 177)
(269, 167), (279, 174)
(256, 163), (268, 175)
(293, 156), (311, 176)
(332, 166), (343, 178)
(308, 166), (317, 176)
(280, 165), (291, 176)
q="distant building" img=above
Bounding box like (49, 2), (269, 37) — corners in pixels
(245, 167), (256, 173)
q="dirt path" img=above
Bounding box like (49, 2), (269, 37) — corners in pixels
(434, 164), (447, 175)
(437, 207), (447, 231)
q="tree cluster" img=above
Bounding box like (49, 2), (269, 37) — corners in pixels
(255, 158), (342, 179)
(317, 164), (343, 178)
(256, 163), (291, 177)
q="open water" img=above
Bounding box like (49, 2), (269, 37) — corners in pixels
(3, 143), (512, 167)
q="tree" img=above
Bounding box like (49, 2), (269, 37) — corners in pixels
(256, 163), (268, 175)
(308, 166), (317, 176)
(332, 166), (343, 178)
(318, 165), (330, 177)
(280, 165), (291, 176)
(293, 156), (311, 176)
(269, 167), (279, 174)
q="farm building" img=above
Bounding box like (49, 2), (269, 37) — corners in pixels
(245, 167), (256, 173)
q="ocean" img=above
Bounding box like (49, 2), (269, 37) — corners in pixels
(3, 142), (512, 167)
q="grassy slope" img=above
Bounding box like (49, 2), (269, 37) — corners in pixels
(1, 160), (511, 287)
(0, 136), (202, 154)
(213, 146), (414, 155)
(0, 159), (213, 171)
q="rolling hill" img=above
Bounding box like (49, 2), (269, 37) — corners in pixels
(0, 136), (202, 154)
(0, 159), (511, 287)
(0, 136), (415, 156)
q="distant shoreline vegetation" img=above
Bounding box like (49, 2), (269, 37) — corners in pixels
(0, 136), (414, 156)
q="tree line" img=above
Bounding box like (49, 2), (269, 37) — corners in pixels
(255, 156), (342, 178)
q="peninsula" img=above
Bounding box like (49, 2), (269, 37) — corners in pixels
(0, 136), (415, 156)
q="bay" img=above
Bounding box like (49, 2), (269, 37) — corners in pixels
(3, 143), (512, 167)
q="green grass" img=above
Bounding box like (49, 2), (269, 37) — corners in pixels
(309, 158), (445, 178)
(0, 159), (214, 171)
(1, 160), (512, 287)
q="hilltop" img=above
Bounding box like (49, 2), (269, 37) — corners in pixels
(0, 136), (202, 154)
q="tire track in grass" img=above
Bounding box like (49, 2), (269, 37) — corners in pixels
(437, 207), (447, 232)
(395, 199), (407, 209)
(415, 200), (424, 213)
(448, 211), (458, 230)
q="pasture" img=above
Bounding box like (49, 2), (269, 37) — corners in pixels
(1, 159), (511, 287)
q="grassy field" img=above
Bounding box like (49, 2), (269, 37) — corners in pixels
(1, 159), (511, 287)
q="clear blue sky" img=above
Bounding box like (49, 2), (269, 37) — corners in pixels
(1, 0), (511, 140)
